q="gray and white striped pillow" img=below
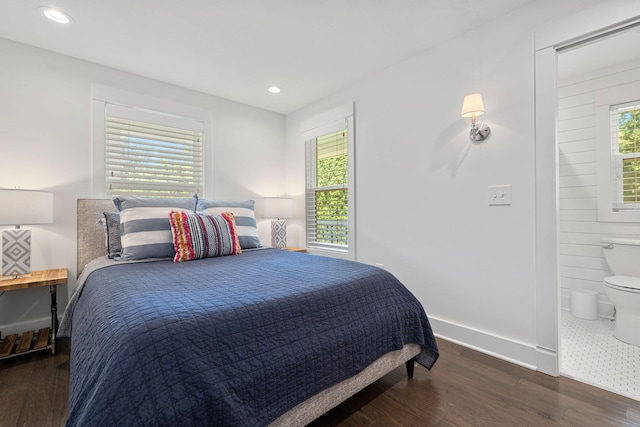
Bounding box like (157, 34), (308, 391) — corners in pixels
(119, 207), (193, 260)
(113, 196), (198, 260)
(196, 199), (262, 249)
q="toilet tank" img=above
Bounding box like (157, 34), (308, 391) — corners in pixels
(602, 237), (640, 277)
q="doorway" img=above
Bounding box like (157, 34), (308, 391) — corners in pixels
(556, 26), (640, 400)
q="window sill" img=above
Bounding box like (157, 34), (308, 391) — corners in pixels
(597, 208), (640, 223)
(306, 246), (353, 260)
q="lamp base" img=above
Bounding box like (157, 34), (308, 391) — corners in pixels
(2, 229), (31, 277)
(271, 220), (287, 249)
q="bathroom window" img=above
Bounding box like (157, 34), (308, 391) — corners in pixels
(596, 83), (640, 223)
(609, 101), (640, 210)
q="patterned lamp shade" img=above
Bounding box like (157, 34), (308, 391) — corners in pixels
(0, 189), (54, 277)
(263, 197), (293, 249)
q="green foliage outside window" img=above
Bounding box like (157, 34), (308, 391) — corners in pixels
(618, 108), (640, 204)
(317, 154), (347, 187)
(315, 189), (348, 245)
(314, 130), (348, 245)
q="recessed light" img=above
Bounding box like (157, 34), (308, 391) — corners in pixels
(268, 86), (281, 94)
(39, 7), (73, 24)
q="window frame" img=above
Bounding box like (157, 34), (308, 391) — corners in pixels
(596, 81), (640, 222)
(303, 106), (355, 260)
(92, 85), (212, 198)
(610, 101), (640, 209)
(103, 104), (204, 197)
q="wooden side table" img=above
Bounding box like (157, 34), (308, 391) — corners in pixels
(0, 268), (67, 359)
(284, 247), (307, 253)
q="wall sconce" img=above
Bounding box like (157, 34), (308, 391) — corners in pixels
(461, 93), (491, 142)
(0, 189), (54, 278)
(263, 197), (293, 249)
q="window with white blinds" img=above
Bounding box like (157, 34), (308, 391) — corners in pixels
(305, 112), (354, 255)
(105, 104), (204, 198)
(306, 129), (349, 249)
(610, 101), (640, 211)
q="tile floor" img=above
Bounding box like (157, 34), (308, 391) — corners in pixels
(561, 309), (640, 401)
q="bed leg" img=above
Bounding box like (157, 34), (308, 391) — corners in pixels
(405, 358), (415, 379)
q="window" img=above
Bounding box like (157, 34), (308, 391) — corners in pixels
(92, 86), (210, 198)
(596, 82), (640, 222)
(306, 129), (348, 247)
(104, 105), (203, 197)
(610, 101), (640, 210)
(304, 109), (354, 257)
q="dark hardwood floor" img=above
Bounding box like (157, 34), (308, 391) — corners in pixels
(0, 338), (70, 427)
(1, 337), (640, 426)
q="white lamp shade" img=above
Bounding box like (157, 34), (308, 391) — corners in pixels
(0, 189), (54, 225)
(263, 197), (293, 219)
(461, 93), (485, 117)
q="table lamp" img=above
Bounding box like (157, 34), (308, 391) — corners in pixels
(0, 189), (54, 278)
(263, 197), (293, 248)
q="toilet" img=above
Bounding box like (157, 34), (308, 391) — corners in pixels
(602, 237), (640, 346)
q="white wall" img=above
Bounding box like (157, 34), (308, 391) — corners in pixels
(558, 58), (640, 316)
(0, 38), (285, 335)
(285, 0), (619, 369)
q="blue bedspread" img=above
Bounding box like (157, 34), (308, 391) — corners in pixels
(66, 249), (438, 426)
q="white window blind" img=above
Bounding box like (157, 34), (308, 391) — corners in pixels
(610, 100), (640, 211)
(105, 104), (204, 198)
(305, 125), (349, 250)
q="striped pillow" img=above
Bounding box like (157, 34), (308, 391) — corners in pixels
(113, 195), (197, 212)
(119, 207), (191, 260)
(114, 196), (198, 260)
(169, 211), (241, 262)
(196, 200), (262, 249)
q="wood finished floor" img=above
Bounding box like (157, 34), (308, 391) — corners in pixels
(1, 338), (640, 426)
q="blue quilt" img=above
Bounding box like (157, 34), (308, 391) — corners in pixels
(66, 249), (438, 426)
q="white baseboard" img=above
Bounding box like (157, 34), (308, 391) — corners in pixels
(430, 316), (538, 371)
(0, 316), (50, 337)
(536, 345), (559, 376)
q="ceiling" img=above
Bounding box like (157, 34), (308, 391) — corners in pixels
(0, 0), (536, 114)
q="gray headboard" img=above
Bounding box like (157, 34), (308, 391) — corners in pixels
(77, 198), (116, 276)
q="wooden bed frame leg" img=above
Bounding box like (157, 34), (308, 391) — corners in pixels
(405, 358), (415, 379)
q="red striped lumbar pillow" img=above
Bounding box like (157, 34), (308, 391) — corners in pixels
(168, 211), (242, 262)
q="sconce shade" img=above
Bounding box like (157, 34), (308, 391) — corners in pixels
(461, 93), (485, 117)
(0, 189), (54, 225)
(263, 197), (293, 219)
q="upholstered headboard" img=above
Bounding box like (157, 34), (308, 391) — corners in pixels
(77, 199), (115, 276)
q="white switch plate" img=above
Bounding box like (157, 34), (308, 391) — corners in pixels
(488, 185), (511, 205)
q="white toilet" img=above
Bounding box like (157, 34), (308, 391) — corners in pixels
(602, 237), (640, 346)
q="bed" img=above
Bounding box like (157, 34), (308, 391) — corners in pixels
(61, 198), (439, 426)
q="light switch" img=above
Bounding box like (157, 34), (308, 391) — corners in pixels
(488, 185), (511, 206)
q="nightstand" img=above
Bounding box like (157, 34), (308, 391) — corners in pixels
(0, 268), (67, 359)
(284, 247), (307, 253)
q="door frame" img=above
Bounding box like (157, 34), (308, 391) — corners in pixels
(534, 4), (640, 376)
